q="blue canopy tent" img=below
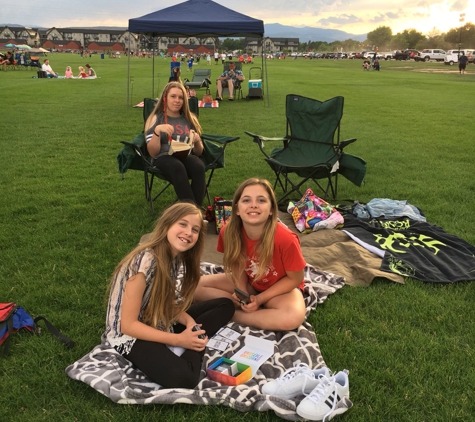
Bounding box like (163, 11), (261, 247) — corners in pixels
(127, 0), (268, 105)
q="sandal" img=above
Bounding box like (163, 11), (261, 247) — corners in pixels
(228, 97), (234, 101)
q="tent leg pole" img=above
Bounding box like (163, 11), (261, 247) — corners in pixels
(127, 38), (130, 106)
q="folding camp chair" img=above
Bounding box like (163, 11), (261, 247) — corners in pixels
(245, 94), (366, 205)
(216, 61), (244, 100)
(184, 68), (211, 94)
(28, 56), (41, 69)
(118, 98), (239, 214)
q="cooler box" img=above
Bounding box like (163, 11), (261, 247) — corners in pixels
(248, 79), (262, 89)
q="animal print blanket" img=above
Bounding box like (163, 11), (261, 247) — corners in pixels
(65, 263), (345, 420)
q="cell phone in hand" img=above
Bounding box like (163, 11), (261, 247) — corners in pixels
(234, 287), (250, 305)
(192, 324), (206, 339)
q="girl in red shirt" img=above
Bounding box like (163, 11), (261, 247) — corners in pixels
(195, 178), (307, 331)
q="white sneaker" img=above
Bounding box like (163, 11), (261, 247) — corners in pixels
(261, 363), (331, 399)
(296, 370), (351, 421)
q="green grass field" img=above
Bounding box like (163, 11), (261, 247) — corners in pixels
(1, 54), (474, 421)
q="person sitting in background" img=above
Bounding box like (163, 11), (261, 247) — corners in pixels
(169, 66), (182, 84)
(64, 66), (73, 78)
(85, 64), (96, 77)
(78, 66), (87, 78)
(216, 62), (244, 101)
(144, 82), (206, 207)
(0, 52), (14, 71)
(42, 59), (58, 78)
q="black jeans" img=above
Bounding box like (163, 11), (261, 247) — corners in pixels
(153, 154), (206, 207)
(125, 298), (234, 389)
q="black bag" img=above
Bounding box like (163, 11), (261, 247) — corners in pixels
(37, 70), (47, 78)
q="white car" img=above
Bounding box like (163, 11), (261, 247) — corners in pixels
(416, 49), (446, 62)
(444, 49), (474, 65)
(379, 52), (393, 60)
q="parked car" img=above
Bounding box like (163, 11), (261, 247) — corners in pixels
(379, 52), (393, 60)
(444, 49), (475, 65)
(393, 49), (420, 60)
(415, 49), (446, 62)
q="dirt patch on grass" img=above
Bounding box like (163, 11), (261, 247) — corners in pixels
(413, 68), (471, 74)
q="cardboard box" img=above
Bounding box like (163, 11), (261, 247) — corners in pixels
(248, 79), (262, 89)
(206, 335), (274, 385)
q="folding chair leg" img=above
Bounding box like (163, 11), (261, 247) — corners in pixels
(205, 169), (215, 205)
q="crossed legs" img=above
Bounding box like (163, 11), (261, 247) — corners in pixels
(194, 273), (306, 331)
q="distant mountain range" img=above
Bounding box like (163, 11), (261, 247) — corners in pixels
(2, 22), (367, 43)
(264, 23), (367, 42)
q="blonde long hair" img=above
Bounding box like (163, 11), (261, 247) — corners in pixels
(223, 178), (278, 284)
(110, 202), (205, 330)
(144, 82), (201, 135)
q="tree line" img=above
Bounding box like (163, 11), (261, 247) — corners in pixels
(302, 23), (475, 52)
(218, 22), (475, 53)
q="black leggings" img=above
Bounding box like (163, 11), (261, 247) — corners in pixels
(152, 154), (206, 207)
(125, 298), (234, 389)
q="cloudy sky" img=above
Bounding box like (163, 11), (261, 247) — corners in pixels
(2, 0), (472, 35)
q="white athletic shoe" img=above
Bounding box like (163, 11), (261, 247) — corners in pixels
(261, 363), (331, 399)
(296, 370), (351, 421)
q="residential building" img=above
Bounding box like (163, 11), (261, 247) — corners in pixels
(244, 37), (299, 54)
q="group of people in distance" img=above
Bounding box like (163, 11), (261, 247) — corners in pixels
(40, 59), (96, 78)
(105, 79), (307, 388)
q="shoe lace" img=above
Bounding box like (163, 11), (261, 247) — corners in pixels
(305, 374), (337, 422)
(272, 363), (314, 390)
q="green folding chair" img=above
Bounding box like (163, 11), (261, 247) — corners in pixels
(184, 68), (212, 94)
(245, 94), (366, 204)
(118, 98), (239, 214)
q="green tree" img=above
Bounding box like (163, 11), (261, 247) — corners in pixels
(425, 28), (450, 50)
(220, 38), (245, 52)
(400, 29), (426, 48)
(389, 29), (426, 49)
(367, 26), (393, 50)
(445, 22), (475, 48)
(389, 33), (408, 50)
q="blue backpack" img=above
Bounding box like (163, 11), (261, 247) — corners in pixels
(0, 302), (75, 356)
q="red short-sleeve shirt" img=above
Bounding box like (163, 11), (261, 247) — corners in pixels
(217, 222), (306, 291)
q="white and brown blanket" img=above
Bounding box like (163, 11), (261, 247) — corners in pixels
(66, 263), (345, 420)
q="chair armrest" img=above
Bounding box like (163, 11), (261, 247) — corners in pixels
(244, 131), (286, 143)
(338, 138), (357, 151)
(201, 134), (240, 146)
(120, 140), (141, 154)
(245, 131), (287, 159)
